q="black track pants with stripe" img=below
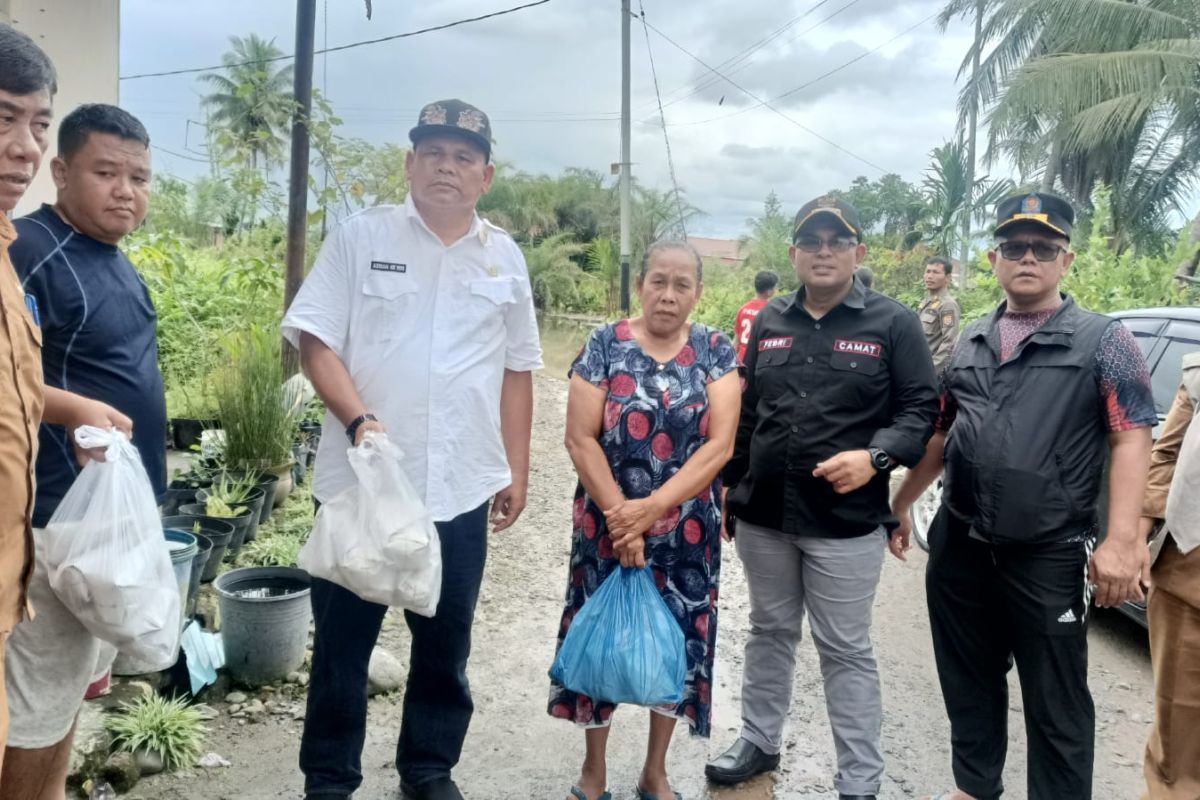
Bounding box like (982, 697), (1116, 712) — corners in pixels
(925, 505), (1095, 800)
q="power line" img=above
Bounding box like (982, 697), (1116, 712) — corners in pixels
(652, 0), (860, 115)
(151, 144), (210, 164)
(637, 0), (688, 239)
(119, 0), (552, 81)
(669, 10), (940, 128)
(632, 10), (890, 173)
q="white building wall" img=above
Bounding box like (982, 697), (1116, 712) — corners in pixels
(1, 0), (121, 216)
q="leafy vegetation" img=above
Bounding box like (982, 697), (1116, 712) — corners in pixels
(107, 696), (206, 772)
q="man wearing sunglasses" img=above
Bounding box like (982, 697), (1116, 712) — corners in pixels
(708, 195), (938, 799)
(891, 192), (1155, 800)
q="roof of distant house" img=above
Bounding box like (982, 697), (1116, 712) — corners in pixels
(688, 237), (745, 264)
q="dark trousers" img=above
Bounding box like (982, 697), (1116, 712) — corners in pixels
(926, 505), (1095, 800)
(299, 502), (489, 797)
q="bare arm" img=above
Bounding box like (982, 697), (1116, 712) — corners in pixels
(563, 374), (625, 512)
(887, 430), (946, 560)
(892, 430), (947, 511)
(42, 387), (133, 464)
(1090, 426), (1153, 606)
(299, 331), (382, 444)
(492, 369), (534, 532)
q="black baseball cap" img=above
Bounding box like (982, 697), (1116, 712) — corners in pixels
(409, 99), (493, 159)
(792, 194), (862, 241)
(994, 191), (1074, 240)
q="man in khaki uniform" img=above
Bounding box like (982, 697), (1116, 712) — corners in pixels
(1139, 351), (1200, 800)
(0, 26), (57, 773)
(0, 27), (130, 783)
(919, 256), (960, 373)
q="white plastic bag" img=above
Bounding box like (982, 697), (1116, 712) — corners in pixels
(42, 426), (181, 669)
(298, 432), (442, 615)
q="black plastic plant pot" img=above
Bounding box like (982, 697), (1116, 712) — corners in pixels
(177, 503), (253, 561)
(161, 515), (235, 582)
(170, 418), (216, 451)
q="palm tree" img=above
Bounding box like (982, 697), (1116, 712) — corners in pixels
(916, 140), (1013, 258)
(523, 233), (593, 311)
(738, 191), (793, 277)
(966, 0), (1198, 251)
(938, 0), (1007, 279)
(200, 34), (294, 170)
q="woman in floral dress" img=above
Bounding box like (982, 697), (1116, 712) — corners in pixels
(550, 241), (741, 800)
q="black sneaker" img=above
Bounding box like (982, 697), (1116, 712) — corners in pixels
(400, 777), (464, 800)
(704, 738), (780, 785)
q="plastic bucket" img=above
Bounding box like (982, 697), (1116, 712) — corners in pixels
(214, 567), (312, 685)
(164, 529), (198, 623)
(186, 534), (213, 618)
(177, 503), (253, 561)
(161, 516), (234, 582)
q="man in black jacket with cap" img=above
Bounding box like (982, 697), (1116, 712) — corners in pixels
(891, 192), (1156, 800)
(706, 195), (938, 799)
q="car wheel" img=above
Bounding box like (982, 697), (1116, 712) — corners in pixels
(911, 478), (943, 552)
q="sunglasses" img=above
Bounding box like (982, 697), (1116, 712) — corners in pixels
(997, 241), (1066, 262)
(794, 235), (858, 253)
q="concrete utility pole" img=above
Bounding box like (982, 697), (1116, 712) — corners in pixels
(284, 0), (317, 316)
(619, 0), (632, 314)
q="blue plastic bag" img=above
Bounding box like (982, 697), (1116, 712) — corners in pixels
(549, 566), (686, 706)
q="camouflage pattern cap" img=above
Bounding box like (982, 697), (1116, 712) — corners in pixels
(409, 99), (492, 158)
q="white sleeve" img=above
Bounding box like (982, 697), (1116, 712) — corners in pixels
(502, 245), (544, 372)
(281, 224), (352, 357)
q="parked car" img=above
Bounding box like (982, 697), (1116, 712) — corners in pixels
(910, 305), (1200, 627)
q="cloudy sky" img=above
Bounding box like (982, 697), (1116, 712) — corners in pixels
(119, 0), (1010, 238)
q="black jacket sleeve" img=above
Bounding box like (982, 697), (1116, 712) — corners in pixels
(870, 307), (939, 467)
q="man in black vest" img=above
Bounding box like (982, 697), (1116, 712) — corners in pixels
(890, 192), (1156, 800)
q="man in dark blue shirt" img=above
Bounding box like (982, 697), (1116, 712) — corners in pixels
(3, 104), (164, 795)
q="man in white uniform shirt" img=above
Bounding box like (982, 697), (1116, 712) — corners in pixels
(283, 99), (542, 800)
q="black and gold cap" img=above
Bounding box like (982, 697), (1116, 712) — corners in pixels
(409, 99), (492, 158)
(994, 191), (1074, 240)
(792, 194), (862, 241)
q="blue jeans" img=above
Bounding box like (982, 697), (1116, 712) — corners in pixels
(299, 502), (489, 797)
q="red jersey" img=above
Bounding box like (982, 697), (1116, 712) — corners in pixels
(734, 298), (768, 363)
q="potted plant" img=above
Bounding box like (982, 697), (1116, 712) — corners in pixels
(106, 695), (206, 775)
(213, 326), (301, 506)
(166, 377), (218, 452)
(218, 468), (279, 524)
(196, 473), (266, 543)
(177, 477), (261, 561)
(162, 460), (219, 515)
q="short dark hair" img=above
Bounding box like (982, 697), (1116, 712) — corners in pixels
(754, 271), (779, 294)
(639, 240), (703, 282)
(925, 256), (953, 275)
(58, 104), (150, 160)
(0, 24), (58, 97)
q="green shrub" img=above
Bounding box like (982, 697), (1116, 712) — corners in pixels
(106, 695), (206, 772)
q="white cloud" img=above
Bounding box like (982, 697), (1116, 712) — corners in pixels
(120, 0), (1193, 237)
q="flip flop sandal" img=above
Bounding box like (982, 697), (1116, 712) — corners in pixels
(635, 784), (682, 800)
(569, 786), (611, 800)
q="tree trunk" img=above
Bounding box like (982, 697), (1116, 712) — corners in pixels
(1177, 208), (1200, 279)
(957, 0), (985, 287)
(1040, 134), (1061, 192)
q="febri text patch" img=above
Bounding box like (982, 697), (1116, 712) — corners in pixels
(833, 339), (882, 358)
(758, 336), (794, 352)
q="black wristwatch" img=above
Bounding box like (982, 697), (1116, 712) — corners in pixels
(346, 413), (378, 443)
(868, 446), (895, 473)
